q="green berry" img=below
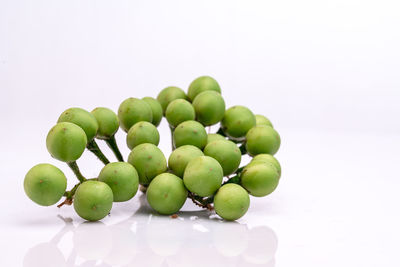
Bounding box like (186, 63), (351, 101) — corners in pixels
(168, 145), (204, 177)
(157, 86), (187, 113)
(126, 121), (160, 150)
(57, 107), (99, 142)
(24, 163), (67, 206)
(98, 162), (139, 202)
(165, 99), (195, 128)
(245, 125), (281, 156)
(240, 163), (279, 197)
(221, 106), (256, 140)
(173, 120), (207, 149)
(214, 184), (250, 221)
(127, 143), (167, 185)
(73, 181), (113, 221)
(146, 173), (188, 215)
(142, 97), (163, 126)
(255, 114), (273, 128)
(187, 76), (221, 101)
(91, 107), (119, 139)
(183, 156), (223, 197)
(204, 140), (241, 176)
(251, 154), (281, 177)
(192, 91), (225, 126)
(118, 98), (153, 132)
(206, 133), (226, 145)
(46, 122), (87, 162)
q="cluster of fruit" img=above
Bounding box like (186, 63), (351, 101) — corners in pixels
(24, 76), (281, 221)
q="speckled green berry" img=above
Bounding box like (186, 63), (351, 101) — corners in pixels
(183, 156), (223, 197)
(146, 173), (188, 215)
(126, 121), (160, 150)
(98, 162), (139, 202)
(46, 122), (87, 162)
(204, 140), (241, 176)
(118, 98), (153, 132)
(91, 107), (119, 139)
(142, 97), (163, 126)
(240, 163), (279, 197)
(206, 133), (226, 145)
(127, 143), (167, 185)
(192, 91), (225, 126)
(221, 106), (256, 140)
(173, 120), (207, 149)
(251, 154), (281, 177)
(168, 145), (204, 177)
(24, 163), (67, 206)
(255, 114), (273, 128)
(187, 76), (221, 101)
(214, 184), (250, 221)
(73, 181), (113, 221)
(58, 107), (99, 142)
(157, 86), (187, 113)
(165, 99), (195, 128)
(245, 125), (281, 156)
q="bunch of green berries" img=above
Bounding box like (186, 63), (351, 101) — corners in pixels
(24, 76), (281, 221)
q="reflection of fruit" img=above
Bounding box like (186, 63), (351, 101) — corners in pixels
(103, 225), (138, 266)
(212, 222), (249, 257)
(23, 243), (66, 267)
(243, 226), (278, 264)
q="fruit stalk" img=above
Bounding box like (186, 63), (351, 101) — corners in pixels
(239, 143), (247, 155)
(105, 135), (124, 162)
(169, 125), (176, 151)
(187, 192), (214, 210)
(87, 139), (110, 165)
(67, 161), (87, 183)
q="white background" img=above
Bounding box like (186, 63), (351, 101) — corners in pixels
(1, 0), (399, 266)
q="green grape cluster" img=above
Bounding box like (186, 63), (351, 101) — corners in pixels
(24, 75), (281, 221)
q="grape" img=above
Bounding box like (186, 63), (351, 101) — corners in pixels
(206, 133), (226, 144)
(255, 114), (273, 128)
(187, 76), (221, 101)
(46, 122), (87, 162)
(127, 143), (167, 185)
(57, 107), (99, 142)
(23, 163), (67, 206)
(245, 125), (280, 156)
(142, 97), (163, 126)
(251, 154), (281, 177)
(126, 121), (160, 150)
(221, 105), (256, 140)
(146, 173), (188, 215)
(213, 183), (250, 221)
(165, 99), (195, 128)
(173, 120), (207, 149)
(73, 180), (113, 221)
(91, 107), (119, 139)
(183, 156), (223, 197)
(192, 91), (225, 126)
(204, 140), (241, 176)
(157, 86), (187, 113)
(98, 162), (139, 202)
(168, 145), (204, 177)
(118, 97), (153, 132)
(240, 163), (279, 197)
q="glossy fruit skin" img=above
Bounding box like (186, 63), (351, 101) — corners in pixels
(214, 184), (250, 221)
(168, 145), (204, 177)
(24, 163), (67, 206)
(192, 91), (225, 126)
(118, 98), (153, 132)
(206, 133), (226, 145)
(183, 156), (223, 197)
(187, 76), (221, 101)
(98, 162), (139, 202)
(142, 97), (163, 126)
(57, 107), (99, 142)
(251, 154), (281, 177)
(46, 122), (87, 162)
(221, 106), (256, 140)
(157, 86), (187, 113)
(173, 120), (207, 149)
(127, 143), (167, 185)
(146, 173), (188, 215)
(255, 114), (273, 128)
(126, 121), (160, 150)
(73, 181), (113, 221)
(91, 107), (119, 139)
(240, 163), (279, 197)
(204, 140), (241, 176)
(165, 99), (195, 128)
(245, 125), (281, 156)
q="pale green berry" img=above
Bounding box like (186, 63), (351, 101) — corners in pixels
(143, 97), (163, 126)
(118, 98), (153, 132)
(214, 184), (250, 221)
(168, 145), (204, 177)
(187, 76), (221, 101)
(245, 125), (281, 156)
(192, 91), (225, 126)
(58, 107), (99, 142)
(126, 121), (160, 150)
(165, 99), (195, 128)
(221, 106), (256, 140)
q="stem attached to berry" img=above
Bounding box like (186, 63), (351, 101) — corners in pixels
(87, 139), (110, 165)
(105, 135), (124, 162)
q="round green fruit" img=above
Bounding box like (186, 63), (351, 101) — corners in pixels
(142, 97), (163, 126)
(118, 98), (153, 132)
(204, 140), (241, 176)
(214, 184), (250, 221)
(73, 181), (113, 221)
(221, 106), (256, 140)
(46, 122), (87, 162)
(173, 120), (207, 149)
(165, 99), (195, 128)
(251, 154), (281, 177)
(192, 91), (225, 126)
(91, 107), (119, 139)
(187, 76), (221, 101)
(245, 125), (281, 156)
(98, 162), (139, 202)
(24, 163), (67, 206)
(255, 114), (273, 128)
(126, 121), (160, 150)
(240, 163), (279, 197)
(206, 133), (226, 145)
(168, 145), (204, 177)
(157, 86), (187, 113)
(57, 107), (99, 142)
(146, 173), (188, 215)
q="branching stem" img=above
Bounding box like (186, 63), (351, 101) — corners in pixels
(105, 135), (124, 162)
